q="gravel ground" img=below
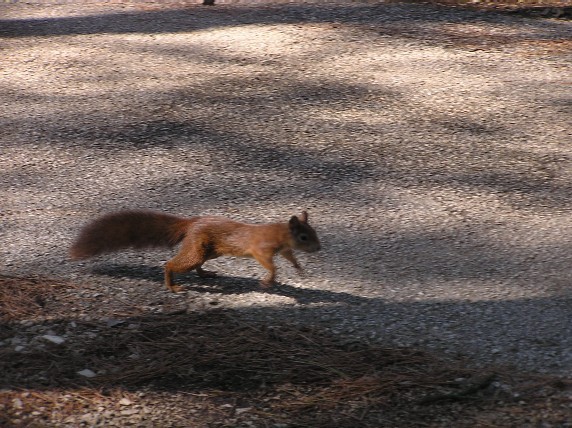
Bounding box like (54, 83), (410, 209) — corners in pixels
(1, 0), (571, 381)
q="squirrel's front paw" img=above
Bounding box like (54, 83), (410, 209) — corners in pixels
(259, 279), (274, 289)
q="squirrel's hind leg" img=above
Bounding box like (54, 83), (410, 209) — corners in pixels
(164, 245), (209, 292)
(164, 260), (195, 293)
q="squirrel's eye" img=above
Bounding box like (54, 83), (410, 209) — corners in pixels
(299, 234), (308, 241)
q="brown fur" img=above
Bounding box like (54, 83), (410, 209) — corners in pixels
(70, 210), (320, 292)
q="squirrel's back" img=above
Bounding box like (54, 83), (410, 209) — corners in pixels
(69, 210), (193, 260)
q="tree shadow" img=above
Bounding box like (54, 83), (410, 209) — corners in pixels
(2, 3), (570, 210)
(1, 2), (569, 41)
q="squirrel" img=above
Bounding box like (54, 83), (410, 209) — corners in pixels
(69, 210), (321, 292)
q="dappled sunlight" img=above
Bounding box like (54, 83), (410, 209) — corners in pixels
(188, 23), (312, 55)
(2, 5), (571, 411)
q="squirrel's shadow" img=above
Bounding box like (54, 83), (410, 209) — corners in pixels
(90, 263), (368, 306)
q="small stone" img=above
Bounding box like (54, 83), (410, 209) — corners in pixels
(77, 369), (96, 378)
(106, 318), (125, 328)
(13, 398), (23, 409)
(81, 413), (95, 423)
(119, 398), (133, 406)
(42, 335), (65, 345)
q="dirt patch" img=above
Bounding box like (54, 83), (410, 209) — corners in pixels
(1, 276), (570, 427)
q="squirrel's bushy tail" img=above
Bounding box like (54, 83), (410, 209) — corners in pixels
(69, 210), (192, 260)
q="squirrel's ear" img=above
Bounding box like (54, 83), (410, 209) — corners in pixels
(289, 215), (300, 228)
(299, 211), (308, 223)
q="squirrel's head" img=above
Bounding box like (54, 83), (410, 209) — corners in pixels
(289, 211), (321, 252)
